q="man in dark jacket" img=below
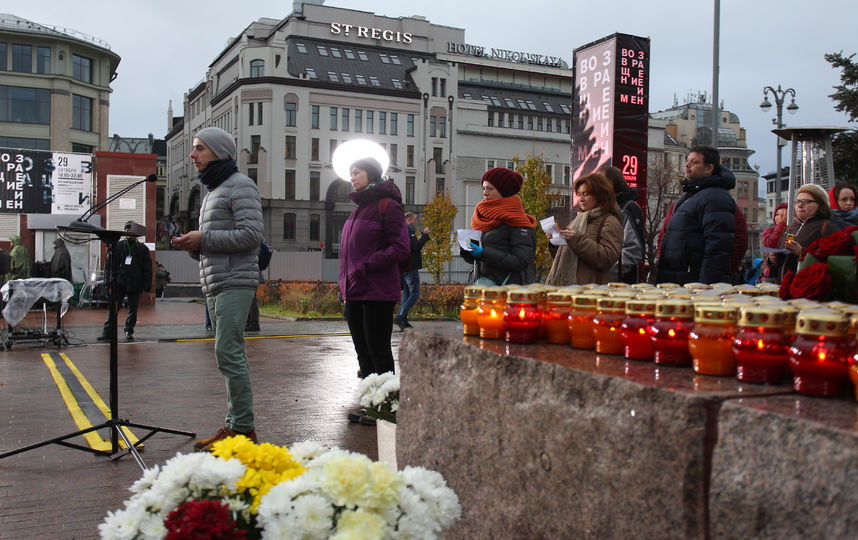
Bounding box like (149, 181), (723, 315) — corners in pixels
(602, 166), (645, 284)
(50, 238), (73, 282)
(97, 221), (152, 341)
(393, 212), (430, 330)
(656, 146), (736, 285)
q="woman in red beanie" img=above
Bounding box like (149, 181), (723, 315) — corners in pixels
(461, 167), (537, 285)
(544, 172), (623, 286)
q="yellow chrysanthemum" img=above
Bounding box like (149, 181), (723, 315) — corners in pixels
(364, 462), (403, 511)
(323, 454), (374, 508)
(332, 508), (386, 540)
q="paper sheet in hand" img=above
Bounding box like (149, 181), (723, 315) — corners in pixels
(457, 229), (482, 251)
(540, 216), (567, 246)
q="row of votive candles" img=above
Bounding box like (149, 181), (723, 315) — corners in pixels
(459, 281), (858, 400)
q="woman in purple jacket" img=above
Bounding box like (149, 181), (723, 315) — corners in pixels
(339, 157), (409, 423)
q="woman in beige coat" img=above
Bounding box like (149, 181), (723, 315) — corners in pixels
(545, 172), (623, 286)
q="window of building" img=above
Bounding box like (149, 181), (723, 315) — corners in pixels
(434, 148), (443, 174)
(72, 94), (92, 131)
(0, 86), (51, 124)
(436, 177), (445, 195)
(249, 103), (255, 125)
(390, 144), (398, 165)
(518, 115), (524, 129)
(283, 213), (296, 239)
(407, 145), (415, 167)
(560, 104), (571, 115)
(344, 49), (356, 60)
(537, 117), (544, 131)
(366, 110), (374, 133)
(0, 43), (6, 70)
(305, 67), (317, 79)
(257, 103), (263, 125)
(330, 47), (342, 58)
(354, 109), (362, 132)
(564, 166), (570, 186)
(249, 135), (260, 164)
(250, 59), (264, 77)
(390, 113), (398, 135)
(342, 108), (349, 131)
(0, 136), (50, 150)
(379, 112), (386, 134)
(491, 97), (502, 106)
(330, 107), (337, 130)
(285, 135), (296, 159)
(310, 172), (320, 201)
(504, 98), (516, 108)
(248, 168), (257, 183)
(439, 117), (446, 138)
(564, 119), (570, 134)
(328, 72), (339, 83)
(284, 170), (296, 200)
(317, 45), (328, 56)
(72, 54), (92, 83)
(71, 142), (93, 154)
(516, 99), (527, 109)
(379, 53), (390, 64)
(440, 78), (446, 97)
(357, 51), (369, 61)
(406, 176), (415, 205)
(407, 114), (414, 137)
(556, 119), (562, 132)
(285, 101), (297, 127)
(310, 213), (320, 241)
(339, 73), (351, 84)
(391, 55), (402, 65)
(526, 100), (537, 111)
(527, 116), (534, 130)
(311, 105), (319, 129)
(482, 95), (492, 106)
(36, 46), (50, 74)
(311, 138), (319, 161)
(545, 164), (553, 180)
(329, 139), (337, 161)
(507, 161), (515, 169)
(392, 79), (403, 89)
(431, 78), (437, 97)
(462, 92), (472, 100)
(487, 159), (495, 169)
(486, 112), (493, 128)
(430, 116), (436, 137)
(296, 43), (308, 54)
(12, 44), (32, 72)
(369, 76), (380, 87)
(355, 74), (366, 85)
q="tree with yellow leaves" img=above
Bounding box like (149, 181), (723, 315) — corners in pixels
(514, 153), (552, 281)
(422, 189), (458, 284)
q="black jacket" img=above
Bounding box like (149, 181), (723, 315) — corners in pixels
(106, 238), (152, 294)
(408, 225), (430, 270)
(460, 224), (536, 285)
(657, 167), (737, 285)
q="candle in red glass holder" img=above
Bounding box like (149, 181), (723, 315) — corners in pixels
(789, 309), (852, 397)
(650, 299), (694, 366)
(593, 296), (627, 355)
(534, 287), (550, 339)
(732, 306), (790, 384)
(459, 285), (483, 336)
(689, 304), (738, 376)
(621, 297), (658, 361)
(543, 290), (573, 344)
(568, 294), (599, 349)
(850, 350), (858, 402)
(476, 286), (506, 339)
(504, 289), (542, 343)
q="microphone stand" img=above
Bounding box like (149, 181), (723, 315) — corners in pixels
(0, 176), (195, 470)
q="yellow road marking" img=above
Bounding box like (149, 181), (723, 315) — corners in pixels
(41, 352), (140, 451)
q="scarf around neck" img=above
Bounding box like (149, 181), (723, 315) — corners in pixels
(198, 159), (238, 191)
(471, 196), (537, 232)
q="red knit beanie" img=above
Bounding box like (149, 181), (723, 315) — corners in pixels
(482, 168), (523, 197)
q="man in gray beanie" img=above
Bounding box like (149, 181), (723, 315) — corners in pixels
(173, 126), (264, 451)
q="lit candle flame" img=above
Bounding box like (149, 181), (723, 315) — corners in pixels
(668, 329), (676, 338)
(490, 309), (497, 318)
(818, 349), (827, 362)
(638, 328), (647, 335)
(518, 307), (526, 319)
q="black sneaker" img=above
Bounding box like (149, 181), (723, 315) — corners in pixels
(96, 335), (108, 341)
(125, 331), (134, 341)
(402, 320), (413, 328)
(392, 316), (405, 331)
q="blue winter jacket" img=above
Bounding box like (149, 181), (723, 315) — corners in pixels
(657, 166), (737, 285)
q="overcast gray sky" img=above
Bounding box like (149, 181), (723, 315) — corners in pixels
(9, 0), (855, 176)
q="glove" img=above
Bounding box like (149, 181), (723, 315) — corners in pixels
(469, 241), (483, 258)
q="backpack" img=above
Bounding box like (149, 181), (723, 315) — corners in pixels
(378, 198), (412, 273)
(258, 241), (273, 271)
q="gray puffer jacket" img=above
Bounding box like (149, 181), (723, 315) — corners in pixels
(195, 172), (263, 295)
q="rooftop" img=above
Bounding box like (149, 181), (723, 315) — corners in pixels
(0, 13), (111, 50)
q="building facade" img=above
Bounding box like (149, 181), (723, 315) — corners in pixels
(165, 3), (573, 257)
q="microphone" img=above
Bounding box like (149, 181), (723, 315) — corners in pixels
(146, 174), (157, 183)
(72, 172), (157, 227)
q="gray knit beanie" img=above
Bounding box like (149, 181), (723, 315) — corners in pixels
(195, 127), (236, 161)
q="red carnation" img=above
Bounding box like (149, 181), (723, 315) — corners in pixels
(803, 225), (858, 262)
(165, 500), (245, 540)
(788, 262), (833, 301)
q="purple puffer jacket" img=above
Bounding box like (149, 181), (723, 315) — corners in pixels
(339, 180), (410, 302)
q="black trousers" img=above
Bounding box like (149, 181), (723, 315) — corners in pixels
(343, 300), (395, 376)
(102, 286), (140, 336)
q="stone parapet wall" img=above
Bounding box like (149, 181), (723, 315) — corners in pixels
(397, 323), (858, 539)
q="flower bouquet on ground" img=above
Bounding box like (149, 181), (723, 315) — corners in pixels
(357, 372), (400, 424)
(100, 437), (460, 540)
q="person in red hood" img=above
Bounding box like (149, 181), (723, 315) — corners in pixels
(758, 202), (788, 283)
(829, 183), (856, 211)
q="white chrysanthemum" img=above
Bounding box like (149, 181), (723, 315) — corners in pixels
(322, 453), (375, 507)
(400, 466), (461, 531)
(289, 441), (329, 464)
(136, 512), (168, 540)
(98, 503), (148, 540)
(332, 508), (386, 540)
(129, 465), (161, 494)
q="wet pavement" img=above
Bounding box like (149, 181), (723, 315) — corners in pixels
(0, 298), (407, 538)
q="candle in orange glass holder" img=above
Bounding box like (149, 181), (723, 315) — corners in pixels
(504, 289), (542, 343)
(593, 297), (627, 355)
(459, 285), (483, 336)
(476, 286), (506, 339)
(621, 297), (658, 361)
(732, 306), (790, 384)
(789, 309), (853, 397)
(650, 299), (694, 366)
(543, 290), (573, 344)
(568, 294), (599, 349)
(689, 304), (738, 376)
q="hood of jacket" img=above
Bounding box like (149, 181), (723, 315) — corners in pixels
(615, 187), (640, 208)
(10, 235), (22, 246)
(348, 178), (403, 206)
(681, 165), (736, 195)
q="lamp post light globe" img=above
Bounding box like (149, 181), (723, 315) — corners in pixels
(760, 84), (798, 209)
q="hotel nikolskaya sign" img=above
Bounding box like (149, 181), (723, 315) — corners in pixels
(446, 42), (565, 68)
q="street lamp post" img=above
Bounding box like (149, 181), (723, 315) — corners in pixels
(760, 85), (799, 210)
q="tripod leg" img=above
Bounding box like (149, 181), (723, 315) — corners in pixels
(110, 422), (148, 469)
